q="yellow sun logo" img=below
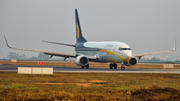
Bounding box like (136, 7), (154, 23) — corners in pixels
(76, 23), (79, 39)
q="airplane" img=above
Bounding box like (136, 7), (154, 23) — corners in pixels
(4, 9), (176, 69)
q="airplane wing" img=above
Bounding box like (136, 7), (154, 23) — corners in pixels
(4, 36), (76, 58)
(133, 50), (175, 57)
(132, 40), (176, 59)
(4, 36), (98, 60)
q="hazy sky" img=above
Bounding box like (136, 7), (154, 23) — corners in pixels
(0, 0), (180, 60)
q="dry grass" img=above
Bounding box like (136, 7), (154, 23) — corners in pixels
(35, 82), (94, 87)
(1, 60), (180, 100)
(0, 71), (180, 100)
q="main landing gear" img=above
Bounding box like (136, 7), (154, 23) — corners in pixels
(110, 63), (117, 69)
(81, 64), (89, 69)
(109, 63), (126, 70)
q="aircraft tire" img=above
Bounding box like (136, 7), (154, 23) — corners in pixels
(110, 64), (113, 69)
(81, 66), (84, 69)
(86, 64), (89, 69)
(114, 64), (117, 69)
(121, 65), (125, 70)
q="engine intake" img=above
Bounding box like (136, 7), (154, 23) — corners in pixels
(75, 55), (89, 66)
(124, 57), (138, 66)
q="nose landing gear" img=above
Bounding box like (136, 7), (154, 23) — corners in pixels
(121, 64), (125, 70)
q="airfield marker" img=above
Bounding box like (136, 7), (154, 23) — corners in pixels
(38, 61), (44, 65)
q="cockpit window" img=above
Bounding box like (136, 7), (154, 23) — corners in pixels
(119, 48), (131, 51)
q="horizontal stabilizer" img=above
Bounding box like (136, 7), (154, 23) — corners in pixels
(42, 40), (75, 47)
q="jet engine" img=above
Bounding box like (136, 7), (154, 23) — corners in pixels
(124, 57), (138, 66)
(75, 55), (89, 66)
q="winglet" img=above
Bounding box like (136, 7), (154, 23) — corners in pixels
(173, 39), (176, 51)
(4, 35), (13, 49)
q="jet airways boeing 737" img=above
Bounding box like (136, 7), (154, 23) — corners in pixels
(4, 9), (176, 69)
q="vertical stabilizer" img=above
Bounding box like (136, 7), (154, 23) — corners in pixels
(75, 9), (87, 43)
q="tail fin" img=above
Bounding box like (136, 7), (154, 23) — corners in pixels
(75, 9), (87, 43)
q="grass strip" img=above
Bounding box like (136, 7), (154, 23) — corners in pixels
(0, 72), (180, 100)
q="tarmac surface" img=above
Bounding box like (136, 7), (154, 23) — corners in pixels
(0, 65), (180, 73)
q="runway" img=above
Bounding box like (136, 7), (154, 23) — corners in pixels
(0, 65), (180, 73)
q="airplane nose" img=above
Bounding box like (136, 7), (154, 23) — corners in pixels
(124, 51), (132, 61)
(126, 55), (131, 60)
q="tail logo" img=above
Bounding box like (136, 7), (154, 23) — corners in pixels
(76, 23), (79, 39)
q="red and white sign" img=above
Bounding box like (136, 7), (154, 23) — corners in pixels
(38, 61), (44, 65)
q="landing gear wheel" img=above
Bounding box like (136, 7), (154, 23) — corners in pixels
(86, 64), (89, 69)
(121, 65), (125, 70)
(114, 64), (117, 69)
(81, 66), (84, 69)
(110, 63), (117, 69)
(110, 64), (113, 69)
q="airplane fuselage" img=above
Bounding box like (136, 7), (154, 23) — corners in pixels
(75, 41), (132, 63)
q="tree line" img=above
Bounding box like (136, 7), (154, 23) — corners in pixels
(6, 52), (49, 60)
(139, 57), (180, 63)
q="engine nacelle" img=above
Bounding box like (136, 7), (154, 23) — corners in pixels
(75, 55), (89, 66)
(124, 57), (138, 66)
